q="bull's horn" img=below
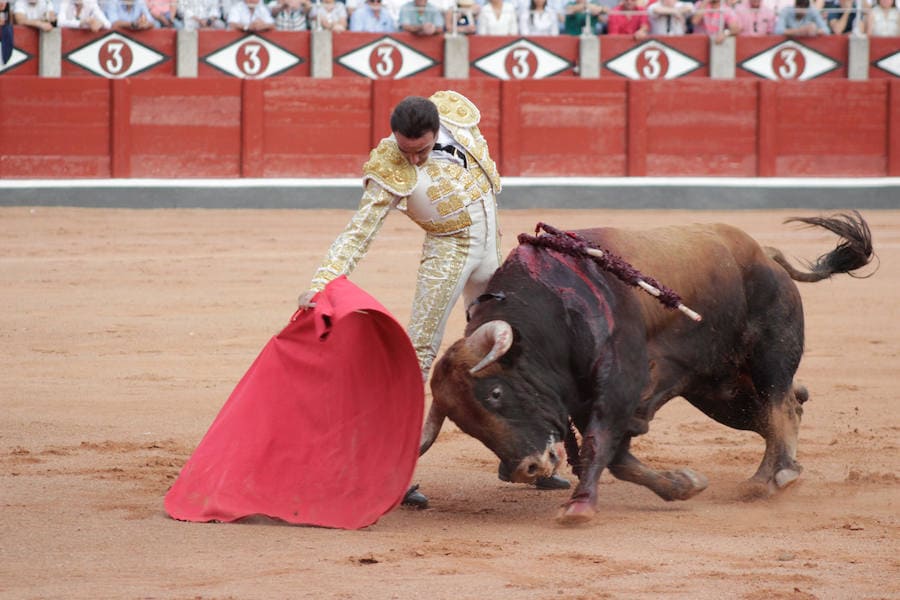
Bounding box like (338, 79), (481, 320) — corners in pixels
(418, 403), (445, 456)
(467, 320), (514, 374)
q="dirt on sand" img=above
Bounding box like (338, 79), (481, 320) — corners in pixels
(1, 207), (897, 600)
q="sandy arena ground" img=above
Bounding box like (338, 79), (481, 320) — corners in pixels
(1, 207), (897, 600)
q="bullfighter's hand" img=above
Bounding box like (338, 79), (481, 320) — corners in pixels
(297, 289), (317, 310)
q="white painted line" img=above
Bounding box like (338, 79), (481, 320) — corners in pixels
(2, 177), (899, 189)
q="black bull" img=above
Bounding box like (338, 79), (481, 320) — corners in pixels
(419, 213), (873, 524)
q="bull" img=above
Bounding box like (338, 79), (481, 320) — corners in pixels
(419, 213), (873, 524)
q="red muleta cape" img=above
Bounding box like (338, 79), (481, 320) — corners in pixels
(164, 276), (424, 529)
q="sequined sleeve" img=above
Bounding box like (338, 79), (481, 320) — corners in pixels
(309, 180), (396, 292)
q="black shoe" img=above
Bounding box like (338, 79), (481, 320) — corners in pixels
(534, 474), (571, 490)
(401, 484), (429, 509)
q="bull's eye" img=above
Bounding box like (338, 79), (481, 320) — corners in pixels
(485, 385), (503, 408)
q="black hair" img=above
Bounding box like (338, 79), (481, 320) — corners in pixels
(390, 96), (440, 139)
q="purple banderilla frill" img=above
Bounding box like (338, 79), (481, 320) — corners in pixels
(518, 222), (685, 312)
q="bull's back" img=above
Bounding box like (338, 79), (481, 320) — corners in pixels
(572, 223), (776, 331)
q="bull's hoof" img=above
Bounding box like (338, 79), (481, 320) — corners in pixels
(656, 468), (709, 501)
(401, 484), (429, 509)
(774, 467), (801, 489)
(535, 474), (571, 490)
(555, 500), (595, 525)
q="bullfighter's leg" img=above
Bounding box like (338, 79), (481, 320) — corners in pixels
(607, 439), (708, 501)
(403, 203), (500, 509)
(738, 383), (808, 499)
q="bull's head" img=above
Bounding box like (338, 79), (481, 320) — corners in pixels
(422, 320), (569, 484)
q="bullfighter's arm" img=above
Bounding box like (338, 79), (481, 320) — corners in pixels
(308, 180), (397, 293)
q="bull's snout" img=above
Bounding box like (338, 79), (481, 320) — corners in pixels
(507, 444), (564, 484)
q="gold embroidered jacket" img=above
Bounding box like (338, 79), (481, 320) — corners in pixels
(309, 90), (501, 293)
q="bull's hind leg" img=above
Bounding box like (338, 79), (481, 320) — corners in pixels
(738, 383), (808, 500)
(608, 439), (709, 502)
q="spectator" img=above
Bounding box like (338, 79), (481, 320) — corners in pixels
(824, 0), (858, 33)
(311, 0), (347, 29)
(57, 0), (110, 28)
(181, 0), (224, 28)
(519, 0), (559, 33)
(270, 0), (310, 30)
(445, 0), (477, 33)
(734, 0), (776, 34)
(13, 0), (55, 30)
(774, 0), (827, 34)
(647, 0), (693, 34)
(146, 0), (179, 26)
(477, 0), (517, 33)
(607, 0), (649, 37)
(350, 0), (396, 29)
(398, 0), (443, 34)
(691, 0), (740, 42)
(863, 0), (900, 35)
(562, 0), (605, 34)
(227, 0), (274, 29)
(105, 0), (156, 29)
(382, 0), (406, 22)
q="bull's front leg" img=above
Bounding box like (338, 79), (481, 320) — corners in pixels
(556, 416), (621, 525)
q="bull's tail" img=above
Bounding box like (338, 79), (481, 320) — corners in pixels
(766, 211), (875, 283)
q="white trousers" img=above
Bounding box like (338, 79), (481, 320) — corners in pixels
(407, 197), (501, 381)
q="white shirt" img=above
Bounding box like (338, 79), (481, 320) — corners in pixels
(519, 7), (559, 33)
(57, 0), (112, 27)
(13, 0), (54, 19)
(181, 0), (223, 23)
(227, 0), (275, 26)
(477, 0), (518, 33)
(647, 1), (693, 34)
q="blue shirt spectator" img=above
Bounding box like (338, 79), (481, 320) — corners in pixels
(350, 0), (397, 30)
(398, 0), (443, 34)
(105, 0), (156, 28)
(775, 0), (828, 34)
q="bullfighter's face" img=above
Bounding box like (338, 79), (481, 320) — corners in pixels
(394, 130), (436, 167)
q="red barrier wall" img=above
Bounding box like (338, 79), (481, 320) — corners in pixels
(249, 78), (373, 177)
(111, 78), (242, 177)
(198, 31), (310, 78)
(1, 77), (897, 179)
(62, 29), (176, 78)
(757, 80), (889, 176)
(602, 35), (710, 79)
(0, 78), (111, 177)
(333, 33), (443, 79)
(500, 79), (627, 176)
(737, 36), (848, 80)
(469, 36), (579, 80)
(629, 79), (759, 176)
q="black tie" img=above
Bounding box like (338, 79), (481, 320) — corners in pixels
(433, 143), (468, 169)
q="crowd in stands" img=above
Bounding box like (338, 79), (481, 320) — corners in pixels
(3, 0), (898, 37)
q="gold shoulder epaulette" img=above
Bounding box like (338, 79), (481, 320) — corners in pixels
(362, 139), (417, 196)
(430, 90), (481, 128)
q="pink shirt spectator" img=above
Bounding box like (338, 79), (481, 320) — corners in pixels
(607, 0), (649, 34)
(734, 0), (776, 34)
(691, 0), (738, 34)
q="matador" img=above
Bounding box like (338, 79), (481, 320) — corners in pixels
(298, 91), (570, 503)
(300, 90), (502, 382)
